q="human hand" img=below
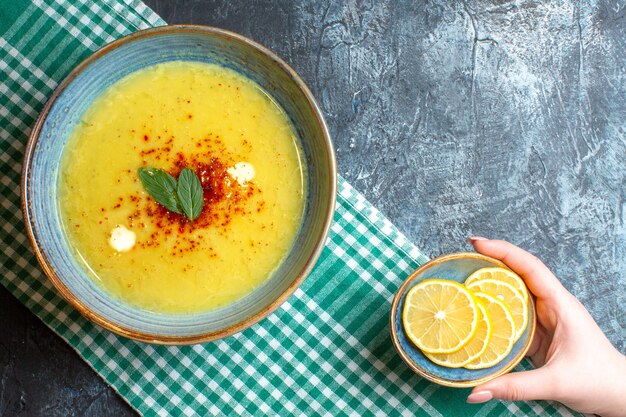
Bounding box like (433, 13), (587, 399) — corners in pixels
(465, 238), (626, 417)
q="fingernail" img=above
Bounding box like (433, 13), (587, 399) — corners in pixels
(468, 236), (488, 243)
(467, 390), (493, 404)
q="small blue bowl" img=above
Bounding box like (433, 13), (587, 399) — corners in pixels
(22, 26), (336, 344)
(390, 252), (536, 387)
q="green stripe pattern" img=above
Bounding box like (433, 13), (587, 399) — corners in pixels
(0, 1), (580, 416)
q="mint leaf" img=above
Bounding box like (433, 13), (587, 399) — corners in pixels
(177, 167), (204, 220)
(137, 167), (182, 214)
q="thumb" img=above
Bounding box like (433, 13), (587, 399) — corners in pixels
(468, 238), (566, 301)
(467, 368), (556, 403)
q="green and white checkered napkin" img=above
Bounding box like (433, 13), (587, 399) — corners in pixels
(0, 1), (581, 416)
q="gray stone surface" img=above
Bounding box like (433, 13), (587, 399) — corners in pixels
(1, 1), (624, 415)
(0, 289), (133, 416)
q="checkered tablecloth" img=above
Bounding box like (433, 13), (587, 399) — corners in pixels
(0, 1), (582, 415)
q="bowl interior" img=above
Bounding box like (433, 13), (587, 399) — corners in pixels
(391, 253), (536, 387)
(24, 26), (335, 342)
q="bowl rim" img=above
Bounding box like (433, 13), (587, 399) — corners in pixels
(389, 252), (537, 387)
(21, 24), (337, 345)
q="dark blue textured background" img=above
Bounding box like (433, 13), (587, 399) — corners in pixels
(1, 1), (624, 415)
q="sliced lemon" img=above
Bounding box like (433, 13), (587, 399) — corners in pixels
(465, 292), (516, 369)
(402, 279), (479, 354)
(466, 278), (528, 341)
(424, 299), (492, 367)
(465, 267), (529, 303)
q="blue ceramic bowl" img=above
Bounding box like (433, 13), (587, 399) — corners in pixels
(22, 26), (336, 344)
(390, 252), (536, 387)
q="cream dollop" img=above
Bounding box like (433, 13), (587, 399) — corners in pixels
(227, 162), (255, 186)
(109, 225), (136, 252)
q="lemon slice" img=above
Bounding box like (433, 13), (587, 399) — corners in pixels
(466, 278), (528, 341)
(465, 292), (516, 369)
(465, 267), (529, 303)
(424, 299), (492, 367)
(402, 279), (479, 354)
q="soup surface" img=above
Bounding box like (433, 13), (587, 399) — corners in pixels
(59, 61), (306, 313)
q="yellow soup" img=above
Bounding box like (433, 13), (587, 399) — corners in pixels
(59, 61), (306, 313)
